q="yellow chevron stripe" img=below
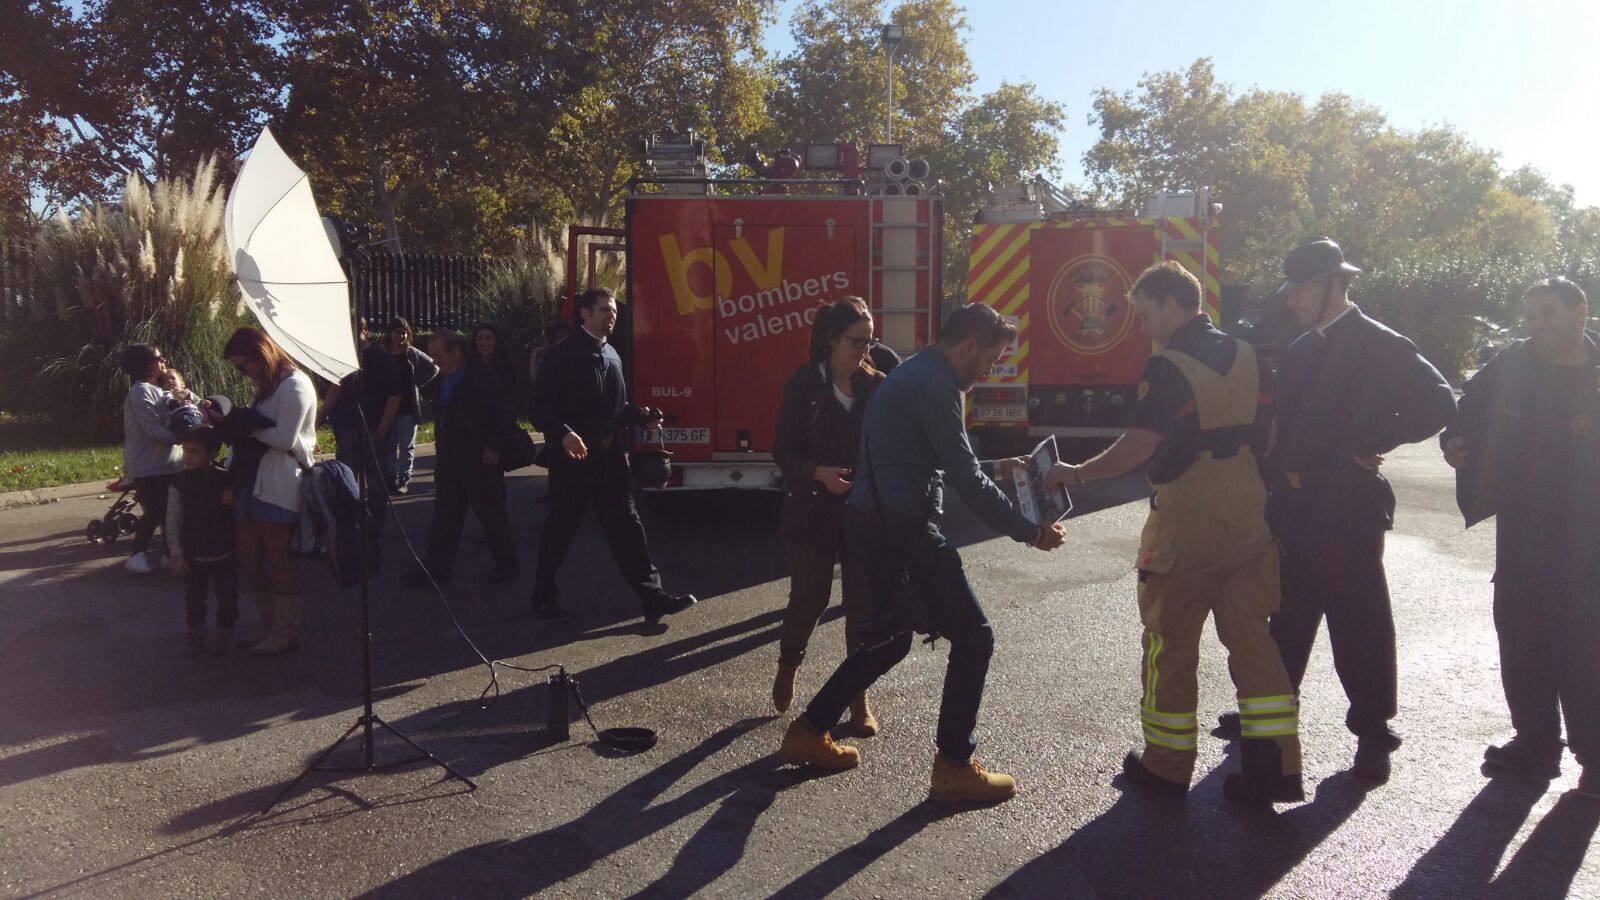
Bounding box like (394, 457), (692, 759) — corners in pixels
(998, 283), (1030, 318)
(968, 230), (1031, 299)
(986, 252), (1030, 307)
(1168, 217), (1201, 240)
(969, 224), (1016, 277)
(1205, 241), (1220, 266)
(1171, 250), (1202, 275)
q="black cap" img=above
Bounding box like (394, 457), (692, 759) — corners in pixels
(1277, 237), (1362, 294)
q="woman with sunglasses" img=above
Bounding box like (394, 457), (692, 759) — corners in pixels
(119, 343), (185, 574)
(224, 327), (318, 655)
(770, 297), (886, 735)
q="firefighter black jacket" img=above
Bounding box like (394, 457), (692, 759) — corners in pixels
(772, 361), (884, 549)
(1441, 333), (1600, 583)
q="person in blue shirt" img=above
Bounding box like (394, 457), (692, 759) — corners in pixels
(777, 303), (1066, 804)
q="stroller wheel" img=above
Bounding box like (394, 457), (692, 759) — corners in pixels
(117, 512), (140, 535)
(86, 519), (105, 544)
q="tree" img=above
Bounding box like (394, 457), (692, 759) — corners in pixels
(0, 0), (283, 213)
(764, 0), (1063, 301)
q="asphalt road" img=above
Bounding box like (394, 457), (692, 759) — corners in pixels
(0, 443), (1595, 898)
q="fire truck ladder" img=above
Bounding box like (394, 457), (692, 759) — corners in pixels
(870, 194), (934, 355)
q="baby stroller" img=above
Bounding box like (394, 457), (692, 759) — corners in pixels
(86, 476), (142, 545)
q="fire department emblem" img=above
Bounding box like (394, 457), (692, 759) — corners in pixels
(1046, 254), (1134, 356)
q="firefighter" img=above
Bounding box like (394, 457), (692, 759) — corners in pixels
(527, 287), (698, 625)
(1241, 237), (1456, 783)
(1442, 277), (1599, 798)
(1045, 261), (1304, 804)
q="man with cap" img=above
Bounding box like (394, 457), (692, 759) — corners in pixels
(1046, 261), (1304, 805)
(1238, 237), (1456, 784)
(1442, 277), (1600, 798)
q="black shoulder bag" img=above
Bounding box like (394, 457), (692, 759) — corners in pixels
(858, 422), (943, 645)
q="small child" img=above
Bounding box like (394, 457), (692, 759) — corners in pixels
(166, 425), (238, 657)
(157, 369), (205, 436)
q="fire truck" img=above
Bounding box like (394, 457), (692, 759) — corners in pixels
(964, 181), (1221, 457)
(568, 131), (944, 491)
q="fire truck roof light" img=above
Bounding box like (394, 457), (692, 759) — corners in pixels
(804, 143), (843, 170)
(866, 144), (904, 171)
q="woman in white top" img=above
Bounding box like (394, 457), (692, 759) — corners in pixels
(119, 343), (185, 574)
(223, 327), (317, 655)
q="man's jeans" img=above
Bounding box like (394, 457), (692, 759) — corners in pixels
(802, 509), (996, 763)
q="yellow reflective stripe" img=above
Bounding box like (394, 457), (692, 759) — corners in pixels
(1143, 724), (1197, 751)
(1143, 632), (1163, 710)
(1238, 695), (1297, 714)
(1240, 716), (1298, 738)
(1140, 707), (1197, 730)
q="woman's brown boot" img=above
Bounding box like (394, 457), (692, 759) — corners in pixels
(849, 693), (878, 736)
(772, 663), (800, 713)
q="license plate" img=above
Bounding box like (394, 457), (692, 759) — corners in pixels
(973, 405), (1028, 422)
(639, 427), (710, 444)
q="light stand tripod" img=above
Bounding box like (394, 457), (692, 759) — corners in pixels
(262, 302), (477, 813)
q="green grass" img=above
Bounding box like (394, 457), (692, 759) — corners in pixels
(0, 414), (441, 494)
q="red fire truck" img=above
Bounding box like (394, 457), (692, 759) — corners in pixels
(965, 183), (1221, 456)
(569, 133), (944, 491)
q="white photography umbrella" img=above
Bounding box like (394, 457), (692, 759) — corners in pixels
(226, 127), (359, 382)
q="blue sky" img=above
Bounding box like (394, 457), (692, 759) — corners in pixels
(766, 0), (1600, 204)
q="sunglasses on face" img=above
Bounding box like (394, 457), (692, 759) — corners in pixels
(233, 360), (250, 374)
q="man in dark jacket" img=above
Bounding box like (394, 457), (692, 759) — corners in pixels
(402, 330), (519, 586)
(1442, 277), (1600, 798)
(528, 287), (696, 625)
(776, 303), (1066, 805)
(1257, 237), (1457, 783)
(320, 317), (401, 559)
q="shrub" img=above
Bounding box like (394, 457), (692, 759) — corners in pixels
(0, 159), (252, 440)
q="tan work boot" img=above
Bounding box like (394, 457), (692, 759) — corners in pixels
(235, 590), (276, 648)
(778, 719), (860, 771)
(930, 755), (1016, 804)
(772, 663), (799, 714)
(849, 693), (879, 736)
(249, 593), (301, 655)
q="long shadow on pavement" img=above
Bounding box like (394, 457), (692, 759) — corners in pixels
(1392, 774), (1600, 898)
(361, 716), (804, 899)
(988, 745), (1373, 898)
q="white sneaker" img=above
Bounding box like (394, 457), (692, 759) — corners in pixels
(124, 552), (153, 574)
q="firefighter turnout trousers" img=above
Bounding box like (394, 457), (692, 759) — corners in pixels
(1135, 346), (1302, 785)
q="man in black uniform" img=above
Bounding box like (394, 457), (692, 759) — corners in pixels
(528, 287), (696, 625)
(402, 331), (520, 586)
(1442, 277), (1599, 798)
(1254, 237), (1457, 783)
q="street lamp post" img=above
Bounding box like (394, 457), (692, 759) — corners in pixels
(881, 23), (905, 142)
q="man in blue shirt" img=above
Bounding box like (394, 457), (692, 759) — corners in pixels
(778, 303), (1067, 804)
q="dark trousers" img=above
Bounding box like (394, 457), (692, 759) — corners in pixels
(184, 556), (239, 628)
(1494, 575), (1600, 767)
(532, 460), (662, 605)
(1271, 532), (1398, 741)
(802, 513), (995, 763)
(334, 425), (387, 550)
(425, 465), (517, 578)
(132, 474), (174, 556)
(779, 543), (872, 668)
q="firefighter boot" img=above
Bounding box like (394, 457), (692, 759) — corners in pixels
(930, 755), (1016, 804)
(1484, 737), (1562, 780)
(772, 663), (799, 714)
(1224, 739), (1305, 805)
(1121, 751), (1188, 799)
(235, 589), (276, 649)
(849, 693), (878, 737)
(1352, 732), (1401, 783)
(249, 593), (301, 656)
(778, 718), (859, 771)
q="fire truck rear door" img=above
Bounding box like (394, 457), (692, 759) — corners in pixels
(711, 222), (855, 454)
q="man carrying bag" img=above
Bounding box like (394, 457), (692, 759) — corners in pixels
(776, 304), (1066, 805)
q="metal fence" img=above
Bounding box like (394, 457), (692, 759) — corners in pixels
(0, 239), (36, 316)
(351, 252), (493, 329)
